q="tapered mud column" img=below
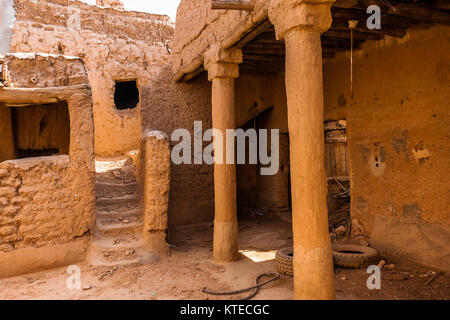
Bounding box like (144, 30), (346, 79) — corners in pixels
(204, 47), (243, 263)
(269, 0), (336, 300)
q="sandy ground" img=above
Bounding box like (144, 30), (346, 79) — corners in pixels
(0, 216), (448, 300)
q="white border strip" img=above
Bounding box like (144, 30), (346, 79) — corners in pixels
(0, 0), (16, 55)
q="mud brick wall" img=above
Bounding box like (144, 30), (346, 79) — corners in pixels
(0, 157), (93, 252)
(140, 131), (171, 253)
(323, 26), (450, 271)
(0, 54), (95, 278)
(8, 0), (174, 157)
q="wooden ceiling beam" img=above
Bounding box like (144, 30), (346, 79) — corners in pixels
(212, 0), (254, 11)
(334, 0), (450, 25)
(321, 36), (364, 47)
(240, 68), (280, 76)
(389, 3), (450, 26)
(429, 0), (450, 11)
(244, 54), (285, 62)
(331, 7), (432, 29)
(235, 19), (274, 48)
(324, 29), (384, 40)
(243, 45), (285, 55)
(331, 18), (408, 38)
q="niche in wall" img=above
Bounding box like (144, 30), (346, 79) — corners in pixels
(9, 102), (70, 159)
(114, 80), (139, 110)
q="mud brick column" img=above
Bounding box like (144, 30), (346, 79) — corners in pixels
(141, 130), (171, 254)
(269, 0), (336, 300)
(204, 47), (243, 263)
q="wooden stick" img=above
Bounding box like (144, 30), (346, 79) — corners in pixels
(0, 84), (90, 106)
(212, 0), (254, 11)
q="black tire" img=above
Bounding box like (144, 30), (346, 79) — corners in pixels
(276, 247), (293, 276)
(332, 244), (379, 269)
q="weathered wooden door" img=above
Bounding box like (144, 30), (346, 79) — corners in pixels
(325, 120), (349, 180)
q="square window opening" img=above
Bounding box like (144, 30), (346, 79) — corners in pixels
(0, 102), (70, 162)
(114, 80), (139, 110)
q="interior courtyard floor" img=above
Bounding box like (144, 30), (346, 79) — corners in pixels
(0, 216), (448, 300)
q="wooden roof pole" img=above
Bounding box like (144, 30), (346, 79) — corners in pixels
(212, 0), (254, 11)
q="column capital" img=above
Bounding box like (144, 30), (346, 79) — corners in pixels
(204, 46), (243, 81)
(268, 0), (335, 40)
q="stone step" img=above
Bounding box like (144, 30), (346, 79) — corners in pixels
(87, 245), (160, 267)
(96, 195), (140, 211)
(95, 220), (142, 237)
(91, 241), (144, 258)
(91, 235), (144, 248)
(95, 169), (137, 185)
(96, 194), (139, 205)
(96, 189), (138, 200)
(96, 207), (142, 220)
(95, 181), (139, 199)
(87, 249), (144, 267)
(96, 215), (143, 228)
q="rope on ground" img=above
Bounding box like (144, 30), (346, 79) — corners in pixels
(202, 273), (280, 300)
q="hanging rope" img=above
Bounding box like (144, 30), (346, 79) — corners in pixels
(348, 20), (359, 100)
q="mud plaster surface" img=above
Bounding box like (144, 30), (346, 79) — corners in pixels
(9, 0), (173, 156)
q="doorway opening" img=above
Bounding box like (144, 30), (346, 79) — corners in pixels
(114, 80), (139, 110)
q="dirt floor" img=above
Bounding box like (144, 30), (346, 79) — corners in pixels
(0, 215), (448, 300)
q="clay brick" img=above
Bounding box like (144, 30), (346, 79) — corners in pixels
(0, 169), (8, 178)
(0, 187), (17, 198)
(0, 226), (16, 237)
(3, 206), (21, 216)
(0, 197), (9, 206)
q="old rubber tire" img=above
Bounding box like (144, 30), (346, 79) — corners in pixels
(276, 247), (293, 276)
(332, 244), (379, 269)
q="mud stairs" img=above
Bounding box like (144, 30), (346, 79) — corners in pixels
(87, 160), (154, 267)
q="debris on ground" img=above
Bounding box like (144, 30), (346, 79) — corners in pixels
(335, 226), (347, 235)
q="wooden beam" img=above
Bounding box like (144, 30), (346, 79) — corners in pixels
(240, 61), (284, 72)
(235, 19), (274, 48)
(331, 18), (407, 38)
(430, 0), (450, 11)
(244, 54), (285, 63)
(180, 66), (205, 82)
(251, 39), (284, 46)
(334, 0), (450, 25)
(332, 6), (430, 29)
(324, 29), (384, 40)
(212, 0), (254, 11)
(243, 45), (285, 55)
(240, 68), (279, 76)
(334, 0), (383, 10)
(174, 56), (203, 82)
(321, 36), (364, 48)
(389, 3), (450, 26)
(0, 84), (91, 106)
